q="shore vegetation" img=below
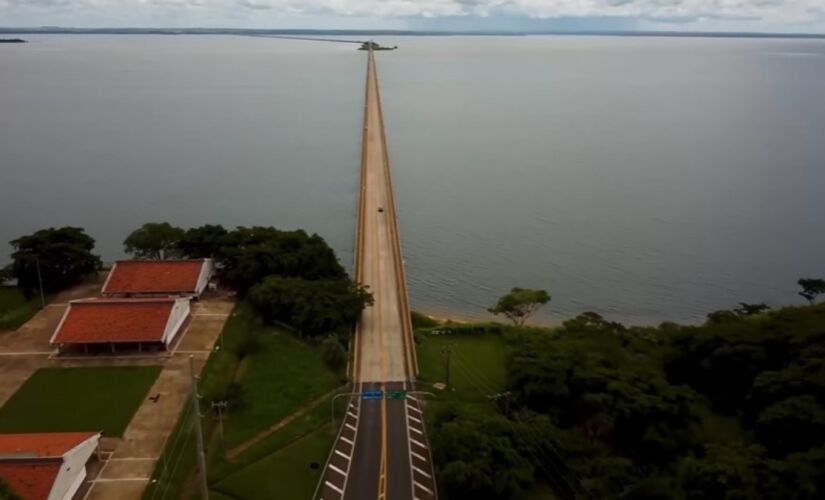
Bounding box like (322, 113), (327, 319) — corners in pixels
(418, 290), (825, 499)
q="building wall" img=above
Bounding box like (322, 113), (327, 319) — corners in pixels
(162, 298), (191, 347)
(48, 434), (99, 500)
(194, 259), (215, 297)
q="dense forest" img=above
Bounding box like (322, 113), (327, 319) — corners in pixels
(431, 304), (825, 499)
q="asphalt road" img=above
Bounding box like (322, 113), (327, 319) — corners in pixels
(316, 50), (437, 500)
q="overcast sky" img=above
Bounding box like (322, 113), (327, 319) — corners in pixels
(1, 0), (824, 33)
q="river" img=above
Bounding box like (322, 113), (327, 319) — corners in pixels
(1, 34), (823, 324)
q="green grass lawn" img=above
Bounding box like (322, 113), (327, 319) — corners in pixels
(0, 366), (161, 436)
(216, 307), (342, 448)
(0, 286), (49, 330)
(416, 329), (508, 402)
(144, 303), (344, 500)
(212, 423), (338, 500)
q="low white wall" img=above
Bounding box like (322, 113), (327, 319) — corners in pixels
(194, 259), (216, 297)
(49, 434), (99, 500)
(162, 298), (191, 347)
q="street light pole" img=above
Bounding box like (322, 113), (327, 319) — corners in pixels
(189, 356), (210, 500)
(330, 392), (360, 425)
(34, 254), (45, 309)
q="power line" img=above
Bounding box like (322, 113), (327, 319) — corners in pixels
(159, 422), (196, 500)
(149, 402), (194, 500)
(448, 355), (579, 499)
(451, 353), (588, 489)
(189, 356), (210, 500)
(450, 353), (591, 499)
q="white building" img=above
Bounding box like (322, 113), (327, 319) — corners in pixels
(0, 432), (101, 500)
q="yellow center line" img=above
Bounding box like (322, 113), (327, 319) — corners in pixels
(368, 49), (390, 500)
(378, 383), (388, 500)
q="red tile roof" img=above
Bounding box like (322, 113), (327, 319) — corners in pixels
(0, 433), (98, 500)
(0, 463), (60, 500)
(52, 299), (175, 344)
(103, 260), (205, 294)
(0, 432), (96, 458)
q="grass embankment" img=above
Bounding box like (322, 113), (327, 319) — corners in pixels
(144, 304), (344, 500)
(0, 286), (50, 330)
(0, 366), (161, 436)
(416, 321), (508, 404)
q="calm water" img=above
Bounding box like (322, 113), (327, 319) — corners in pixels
(1, 35), (824, 324)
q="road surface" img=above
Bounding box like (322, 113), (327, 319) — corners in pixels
(316, 50), (437, 500)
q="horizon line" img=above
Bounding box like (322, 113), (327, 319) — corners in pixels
(2, 27), (825, 39)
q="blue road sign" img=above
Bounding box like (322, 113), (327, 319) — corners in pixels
(361, 390), (384, 400)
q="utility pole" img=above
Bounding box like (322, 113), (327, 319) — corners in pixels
(211, 401), (228, 453)
(488, 391), (513, 417)
(441, 344), (453, 389)
(189, 356), (209, 500)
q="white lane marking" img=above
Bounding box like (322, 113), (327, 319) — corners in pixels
(411, 450), (427, 461)
(406, 394), (416, 401)
(346, 423), (357, 431)
(325, 481), (343, 494)
(407, 404), (422, 414)
(329, 464), (346, 476)
(347, 410), (357, 418)
(338, 395), (362, 497)
(414, 481), (433, 494)
(408, 415), (422, 424)
(335, 449), (350, 460)
(90, 478), (150, 483)
(341, 436), (353, 445)
(413, 465), (432, 479)
(410, 438), (427, 449)
(410, 426), (423, 435)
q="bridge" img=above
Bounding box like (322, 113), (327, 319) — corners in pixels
(315, 49), (438, 500)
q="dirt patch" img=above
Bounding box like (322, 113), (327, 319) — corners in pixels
(226, 386), (343, 460)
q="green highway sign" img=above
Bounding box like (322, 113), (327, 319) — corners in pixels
(386, 390), (406, 400)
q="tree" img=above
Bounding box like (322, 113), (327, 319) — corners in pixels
(177, 224), (228, 259)
(735, 303), (770, 316)
(4, 227), (101, 299)
(488, 287), (550, 326)
(247, 276), (372, 337)
(321, 335), (347, 373)
(705, 309), (739, 324)
(432, 407), (535, 500)
(123, 222), (184, 260)
(218, 227), (346, 294)
(756, 395), (825, 456)
(0, 479), (21, 500)
(798, 279), (825, 305)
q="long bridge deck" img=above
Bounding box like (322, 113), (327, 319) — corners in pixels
(315, 49), (437, 500)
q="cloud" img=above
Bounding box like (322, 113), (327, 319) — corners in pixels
(1, 0), (823, 30)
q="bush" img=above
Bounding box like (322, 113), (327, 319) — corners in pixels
(411, 311), (439, 329)
(321, 336), (347, 373)
(233, 331), (262, 359)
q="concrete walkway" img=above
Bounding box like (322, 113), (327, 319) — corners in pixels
(85, 299), (233, 500)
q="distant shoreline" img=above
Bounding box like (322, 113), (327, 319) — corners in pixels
(0, 38), (26, 43)
(0, 28), (824, 40)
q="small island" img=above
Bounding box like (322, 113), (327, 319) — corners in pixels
(359, 40), (397, 51)
(0, 38), (27, 43)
